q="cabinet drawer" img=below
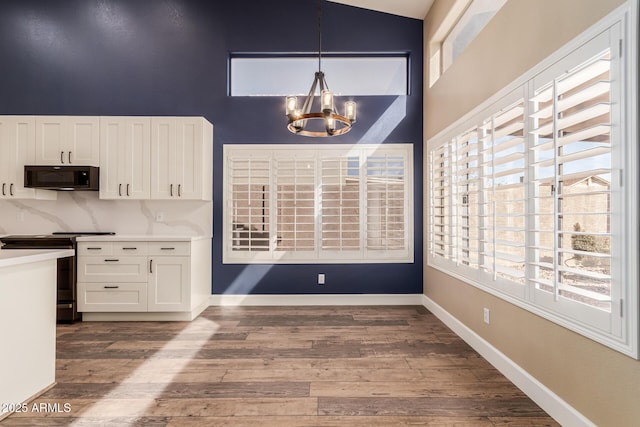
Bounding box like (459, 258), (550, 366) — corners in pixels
(148, 241), (190, 256)
(78, 256), (148, 282)
(78, 282), (147, 312)
(113, 242), (148, 256)
(77, 242), (113, 256)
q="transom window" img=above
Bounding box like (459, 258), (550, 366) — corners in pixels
(224, 144), (413, 264)
(229, 54), (408, 96)
(442, 0), (507, 72)
(429, 0), (506, 86)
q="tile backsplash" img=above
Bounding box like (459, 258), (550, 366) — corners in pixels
(0, 192), (212, 237)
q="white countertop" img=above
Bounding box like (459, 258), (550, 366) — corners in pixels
(75, 235), (209, 242)
(0, 249), (75, 268)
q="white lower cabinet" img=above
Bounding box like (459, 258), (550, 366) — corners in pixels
(148, 256), (189, 311)
(77, 240), (206, 317)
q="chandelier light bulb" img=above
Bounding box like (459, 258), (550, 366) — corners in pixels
(286, 96), (298, 116)
(345, 101), (357, 122)
(326, 117), (335, 132)
(321, 89), (333, 113)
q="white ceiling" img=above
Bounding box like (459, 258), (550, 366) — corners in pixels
(328, 0), (434, 20)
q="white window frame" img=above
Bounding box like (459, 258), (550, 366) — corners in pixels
(224, 144), (414, 264)
(427, 5), (638, 358)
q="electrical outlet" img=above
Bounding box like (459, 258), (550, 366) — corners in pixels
(483, 308), (490, 324)
(156, 212), (164, 222)
(318, 273), (325, 285)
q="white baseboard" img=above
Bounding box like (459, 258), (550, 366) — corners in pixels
(422, 295), (596, 427)
(210, 293), (424, 306)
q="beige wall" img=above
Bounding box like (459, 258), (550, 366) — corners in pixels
(423, 1), (639, 426)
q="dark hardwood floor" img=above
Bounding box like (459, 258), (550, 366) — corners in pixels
(1, 306), (559, 426)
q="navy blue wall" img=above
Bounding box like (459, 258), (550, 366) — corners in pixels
(0, 0), (423, 295)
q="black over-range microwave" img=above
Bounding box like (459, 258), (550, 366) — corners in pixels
(24, 165), (100, 191)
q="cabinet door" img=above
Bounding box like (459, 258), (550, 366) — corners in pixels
(0, 116), (33, 199)
(67, 116), (100, 166)
(35, 116), (66, 165)
(174, 117), (204, 200)
(100, 119), (125, 198)
(150, 118), (176, 199)
(148, 256), (190, 311)
(35, 116), (100, 166)
(151, 117), (205, 200)
(100, 117), (151, 199)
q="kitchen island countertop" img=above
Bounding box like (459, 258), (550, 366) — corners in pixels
(0, 248), (75, 268)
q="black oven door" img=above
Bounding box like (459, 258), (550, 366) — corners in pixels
(56, 256), (79, 322)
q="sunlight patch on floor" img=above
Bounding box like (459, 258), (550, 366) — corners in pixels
(70, 317), (219, 424)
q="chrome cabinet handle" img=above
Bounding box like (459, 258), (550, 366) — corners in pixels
(160, 247), (175, 251)
(9, 183), (14, 196)
(1, 183), (5, 196)
(149, 259), (153, 273)
(122, 247), (137, 250)
(60, 151), (64, 164)
(104, 259), (120, 262)
(87, 247), (102, 250)
(119, 183), (122, 197)
(104, 285), (119, 289)
(178, 184), (181, 197)
(170, 184), (173, 197)
(68, 151), (72, 164)
(127, 183), (130, 196)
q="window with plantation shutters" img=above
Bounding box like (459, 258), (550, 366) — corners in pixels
(529, 28), (619, 330)
(224, 144), (413, 264)
(428, 14), (637, 358)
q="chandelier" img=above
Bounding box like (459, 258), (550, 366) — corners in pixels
(285, 0), (356, 137)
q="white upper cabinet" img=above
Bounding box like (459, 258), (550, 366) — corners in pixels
(35, 116), (100, 166)
(2, 115), (211, 201)
(100, 117), (151, 199)
(0, 116), (56, 200)
(151, 117), (213, 200)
